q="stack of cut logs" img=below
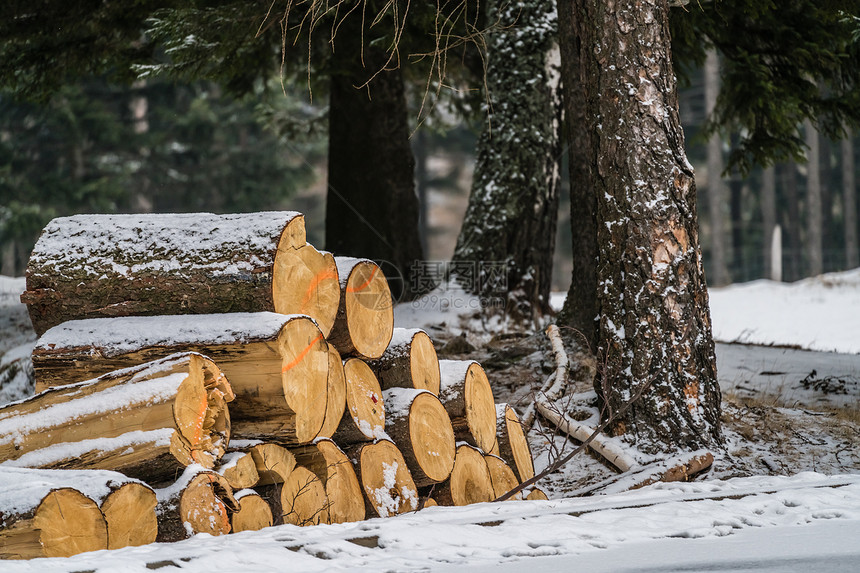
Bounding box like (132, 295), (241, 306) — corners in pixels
(0, 211), (542, 560)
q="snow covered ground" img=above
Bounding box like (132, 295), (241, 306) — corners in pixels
(2, 271), (860, 570)
(2, 473), (858, 572)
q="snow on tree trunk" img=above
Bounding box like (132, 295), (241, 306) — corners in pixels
(451, 0), (562, 322)
(578, 0), (721, 452)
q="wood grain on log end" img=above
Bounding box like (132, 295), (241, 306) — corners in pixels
(334, 359), (385, 444)
(273, 244), (340, 337)
(277, 317), (329, 443)
(436, 444), (494, 507)
(496, 403), (535, 482)
(439, 360), (497, 453)
(329, 258), (394, 359)
(484, 455), (522, 501)
(176, 473), (238, 538)
(231, 492), (273, 533)
(317, 345), (347, 439)
(249, 443), (297, 486)
(280, 466), (329, 526)
(100, 482), (157, 550)
(355, 439), (419, 518)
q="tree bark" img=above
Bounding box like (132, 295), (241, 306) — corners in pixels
(326, 14), (424, 302)
(452, 0), (562, 322)
(782, 162), (802, 281)
(805, 119), (823, 276)
(556, 0), (598, 350)
(843, 131), (858, 268)
(704, 51), (730, 286)
(577, 0), (721, 452)
(761, 166), (778, 279)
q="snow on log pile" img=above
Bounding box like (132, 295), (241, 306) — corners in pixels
(2, 211), (540, 560)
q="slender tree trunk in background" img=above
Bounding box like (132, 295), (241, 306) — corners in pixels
(129, 81), (153, 214)
(1, 241), (16, 276)
(326, 16), (424, 301)
(577, 0), (721, 452)
(761, 166), (777, 280)
(729, 168), (744, 279)
(556, 0), (598, 351)
(804, 119), (823, 276)
(413, 130), (429, 256)
(843, 131), (858, 268)
(821, 138), (834, 257)
(782, 162), (802, 281)
(452, 0), (562, 322)
(704, 51), (729, 286)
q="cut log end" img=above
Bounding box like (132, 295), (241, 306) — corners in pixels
(316, 440), (366, 524)
(464, 363), (496, 453)
(178, 473), (238, 538)
(501, 404), (535, 482)
(34, 488), (108, 558)
(317, 345), (347, 439)
(437, 445), (494, 507)
(249, 443), (297, 486)
(278, 317), (329, 443)
(359, 440), (419, 518)
(525, 487), (548, 501)
(337, 359), (385, 443)
(410, 331), (441, 395)
(329, 259), (394, 359)
(280, 466), (329, 526)
(101, 483), (158, 550)
(272, 244), (340, 337)
(407, 392), (456, 484)
(484, 455), (522, 501)
(231, 493), (273, 533)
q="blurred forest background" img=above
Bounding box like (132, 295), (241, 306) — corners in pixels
(1, 64), (858, 288)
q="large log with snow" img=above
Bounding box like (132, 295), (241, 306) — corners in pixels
(0, 468), (155, 559)
(0, 353), (232, 483)
(20, 212), (340, 336)
(348, 439), (420, 518)
(438, 360), (497, 453)
(327, 257), (394, 359)
(382, 388), (455, 487)
(291, 438), (365, 524)
(155, 467), (239, 542)
(367, 328), (441, 395)
(32, 313), (330, 444)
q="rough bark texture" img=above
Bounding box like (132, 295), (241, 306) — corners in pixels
(556, 0), (598, 351)
(578, 0), (721, 452)
(704, 51), (730, 286)
(326, 14), (424, 301)
(452, 0), (562, 321)
(805, 120), (823, 276)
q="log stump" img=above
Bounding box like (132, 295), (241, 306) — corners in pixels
(21, 212), (340, 336)
(327, 257), (394, 359)
(367, 328), (440, 395)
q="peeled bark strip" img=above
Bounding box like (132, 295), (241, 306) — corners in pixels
(327, 258), (394, 359)
(317, 345), (347, 439)
(231, 490), (273, 533)
(101, 482), (158, 550)
(367, 328), (441, 395)
(21, 212), (340, 336)
(484, 455), (523, 501)
(383, 388), (455, 487)
(155, 468), (238, 542)
(0, 468), (148, 559)
(280, 466), (329, 526)
(333, 359), (385, 444)
(350, 439), (419, 518)
(291, 438), (365, 524)
(0, 353), (231, 483)
(493, 404), (535, 483)
(217, 451), (260, 491)
(438, 360), (497, 453)
(435, 444), (494, 507)
(33, 313), (329, 444)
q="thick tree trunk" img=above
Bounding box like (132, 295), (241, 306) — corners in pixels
(20, 212), (339, 336)
(805, 120), (824, 276)
(452, 0), (562, 322)
(326, 15), (424, 301)
(704, 51), (730, 286)
(578, 0), (721, 452)
(842, 131), (858, 268)
(557, 0), (598, 350)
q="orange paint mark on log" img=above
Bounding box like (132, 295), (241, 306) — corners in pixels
(301, 269), (338, 310)
(345, 265), (378, 293)
(282, 334), (324, 373)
